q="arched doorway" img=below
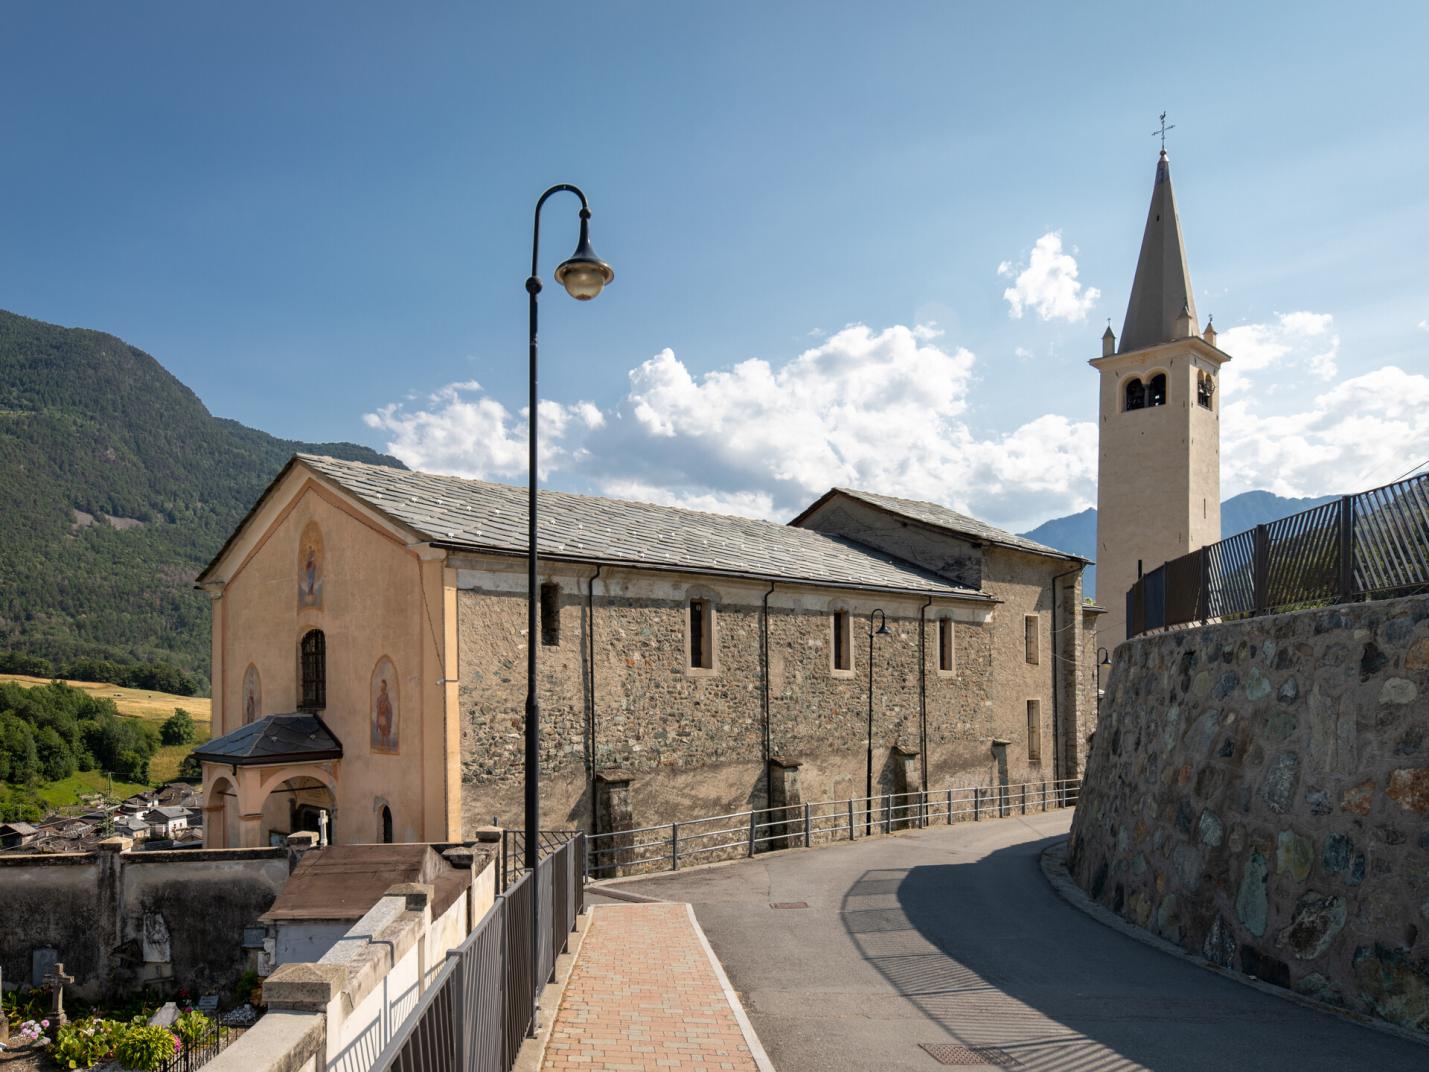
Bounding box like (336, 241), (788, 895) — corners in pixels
(381, 805), (393, 843)
(259, 774), (337, 845)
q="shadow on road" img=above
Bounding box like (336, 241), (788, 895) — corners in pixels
(840, 833), (1426, 1072)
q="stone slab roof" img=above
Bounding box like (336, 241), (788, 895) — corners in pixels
(290, 455), (988, 599)
(260, 844), (470, 923)
(793, 487), (1086, 562)
(192, 713), (343, 766)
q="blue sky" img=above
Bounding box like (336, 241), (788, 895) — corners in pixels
(5, 2), (1427, 530)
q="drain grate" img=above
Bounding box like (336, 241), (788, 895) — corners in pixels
(919, 1043), (1018, 1067)
(769, 901), (809, 909)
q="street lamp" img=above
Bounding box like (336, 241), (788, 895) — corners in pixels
(523, 184), (612, 1021)
(865, 609), (891, 835)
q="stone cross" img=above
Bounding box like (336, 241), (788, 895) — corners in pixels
(44, 962), (74, 1026)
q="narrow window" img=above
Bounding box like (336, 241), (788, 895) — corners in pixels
(832, 610), (851, 671)
(689, 599), (713, 669)
(1024, 614), (1040, 665)
(1027, 700), (1042, 765)
(938, 618), (954, 672)
(1197, 371), (1214, 410)
(299, 629), (326, 711)
(1147, 372), (1167, 407)
(381, 805), (393, 844)
(540, 582), (561, 646)
(1124, 377), (1145, 411)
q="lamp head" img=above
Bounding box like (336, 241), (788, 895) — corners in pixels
(554, 210), (614, 301)
(875, 622), (892, 636)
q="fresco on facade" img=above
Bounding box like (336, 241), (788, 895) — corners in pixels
(298, 522), (324, 609)
(371, 656), (399, 754)
(242, 663), (262, 725)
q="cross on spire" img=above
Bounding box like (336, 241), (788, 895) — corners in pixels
(1153, 111), (1175, 151)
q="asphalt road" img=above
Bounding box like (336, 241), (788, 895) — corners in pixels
(598, 811), (1428, 1072)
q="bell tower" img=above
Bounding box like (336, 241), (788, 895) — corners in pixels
(1092, 148), (1230, 650)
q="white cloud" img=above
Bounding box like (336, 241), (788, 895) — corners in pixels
(1215, 310), (1340, 396)
(1222, 364), (1429, 497)
(362, 381), (601, 480)
(366, 324), (1098, 532)
(998, 232), (1100, 322)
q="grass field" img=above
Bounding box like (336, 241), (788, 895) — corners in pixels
(0, 675), (211, 802)
(0, 673), (211, 725)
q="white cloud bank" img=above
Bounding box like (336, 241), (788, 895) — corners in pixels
(365, 311), (1429, 535)
(998, 232), (1100, 322)
(366, 324), (1099, 530)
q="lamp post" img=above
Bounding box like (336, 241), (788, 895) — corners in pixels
(865, 609), (891, 835)
(523, 184), (612, 1023)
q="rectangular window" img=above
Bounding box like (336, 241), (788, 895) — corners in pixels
(689, 599), (713, 669)
(1027, 699), (1042, 766)
(540, 582), (561, 646)
(938, 618), (954, 672)
(1024, 614), (1040, 665)
(832, 610), (850, 671)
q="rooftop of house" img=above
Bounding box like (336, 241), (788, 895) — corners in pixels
(791, 487), (1088, 563)
(206, 455), (998, 600)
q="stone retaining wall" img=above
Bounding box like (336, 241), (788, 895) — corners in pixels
(1069, 593), (1429, 1035)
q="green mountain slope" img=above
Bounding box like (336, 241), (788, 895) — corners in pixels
(0, 309), (402, 690)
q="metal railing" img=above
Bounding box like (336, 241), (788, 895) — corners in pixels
(500, 828), (581, 890)
(585, 778), (1080, 879)
(159, 1022), (233, 1072)
(369, 834), (584, 1072)
(1128, 472), (1429, 638)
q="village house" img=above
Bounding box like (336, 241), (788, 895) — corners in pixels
(193, 457), (1099, 848)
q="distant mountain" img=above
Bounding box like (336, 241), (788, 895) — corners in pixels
(0, 310), (401, 689)
(1021, 490), (1341, 600)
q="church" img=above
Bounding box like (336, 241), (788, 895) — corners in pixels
(192, 146), (1214, 849)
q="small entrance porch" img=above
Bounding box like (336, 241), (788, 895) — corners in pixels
(195, 714), (343, 848)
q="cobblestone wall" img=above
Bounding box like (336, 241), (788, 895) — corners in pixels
(1069, 593), (1429, 1035)
(453, 550), (1085, 836)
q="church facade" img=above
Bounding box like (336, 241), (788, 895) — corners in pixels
(194, 456), (1099, 848)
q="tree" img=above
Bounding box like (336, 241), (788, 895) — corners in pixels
(160, 708), (197, 745)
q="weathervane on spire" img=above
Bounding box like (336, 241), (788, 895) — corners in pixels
(1153, 111), (1175, 151)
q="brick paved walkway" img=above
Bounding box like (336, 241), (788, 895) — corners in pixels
(542, 903), (767, 1072)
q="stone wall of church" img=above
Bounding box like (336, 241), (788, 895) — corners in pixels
(1068, 593), (1429, 1036)
(453, 552), (1084, 836)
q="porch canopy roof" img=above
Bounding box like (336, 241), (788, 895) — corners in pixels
(193, 713), (343, 767)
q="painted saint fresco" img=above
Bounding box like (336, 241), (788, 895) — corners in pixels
(242, 664), (262, 725)
(298, 522), (324, 609)
(371, 657), (399, 754)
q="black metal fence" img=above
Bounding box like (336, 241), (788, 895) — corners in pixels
(585, 778), (1081, 879)
(500, 828), (581, 890)
(1127, 473), (1429, 638)
(159, 1022), (232, 1072)
(370, 834), (583, 1072)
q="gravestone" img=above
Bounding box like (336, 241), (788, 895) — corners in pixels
(31, 947), (57, 988)
(43, 962), (73, 1026)
(197, 994), (220, 1015)
(148, 1002), (179, 1028)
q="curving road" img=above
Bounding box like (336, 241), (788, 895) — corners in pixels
(596, 811), (1427, 1071)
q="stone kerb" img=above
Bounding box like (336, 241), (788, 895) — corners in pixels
(1068, 592), (1429, 1035)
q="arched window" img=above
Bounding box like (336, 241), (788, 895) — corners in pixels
(1124, 377), (1145, 411)
(1197, 371), (1215, 409)
(299, 629), (326, 712)
(1147, 373), (1167, 407)
(380, 805), (393, 844)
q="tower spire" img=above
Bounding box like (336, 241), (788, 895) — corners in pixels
(1119, 149), (1198, 353)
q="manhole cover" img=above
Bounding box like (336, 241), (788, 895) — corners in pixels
(769, 901), (808, 909)
(919, 1043), (1018, 1067)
